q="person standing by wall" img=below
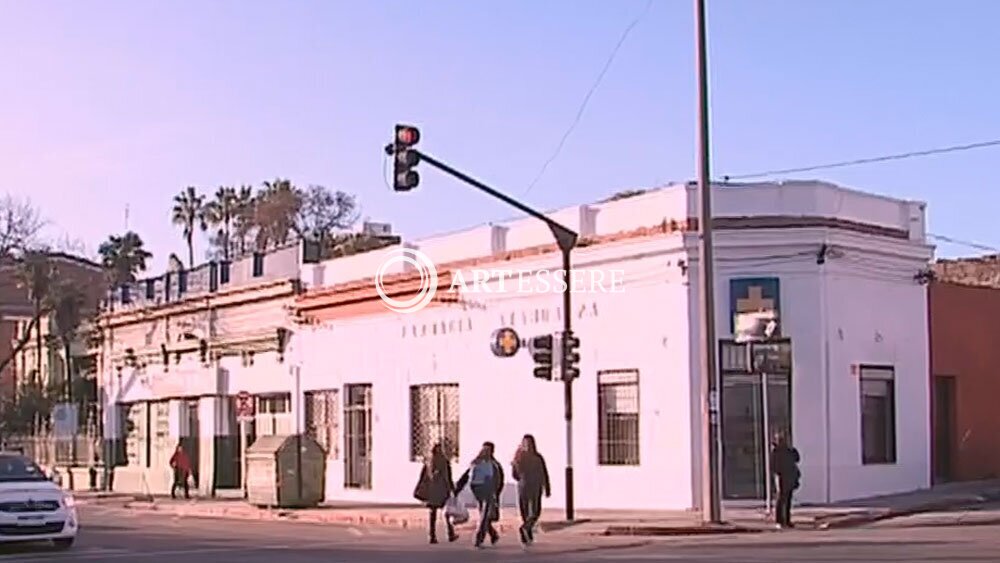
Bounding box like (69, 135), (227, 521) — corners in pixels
(455, 441), (504, 548)
(770, 430), (801, 529)
(511, 434), (550, 545)
(413, 442), (458, 544)
(169, 443), (192, 500)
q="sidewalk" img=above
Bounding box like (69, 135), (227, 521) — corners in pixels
(94, 479), (1000, 537)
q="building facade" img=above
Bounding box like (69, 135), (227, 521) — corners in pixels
(97, 245), (303, 495)
(284, 181), (933, 510)
(928, 260), (1000, 482)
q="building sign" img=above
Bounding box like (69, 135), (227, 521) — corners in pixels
(730, 277), (781, 334)
(490, 327), (521, 358)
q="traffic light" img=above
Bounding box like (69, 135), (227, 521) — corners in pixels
(562, 330), (580, 380)
(393, 124), (421, 191)
(530, 334), (554, 380)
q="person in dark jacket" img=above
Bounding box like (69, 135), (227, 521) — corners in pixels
(511, 434), (550, 545)
(455, 441), (504, 548)
(414, 443), (458, 544)
(169, 444), (192, 499)
(770, 430), (801, 528)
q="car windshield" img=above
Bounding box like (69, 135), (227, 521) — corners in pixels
(0, 455), (47, 482)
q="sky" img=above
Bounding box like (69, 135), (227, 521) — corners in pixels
(2, 0), (999, 271)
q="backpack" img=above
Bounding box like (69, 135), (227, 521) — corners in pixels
(470, 459), (495, 486)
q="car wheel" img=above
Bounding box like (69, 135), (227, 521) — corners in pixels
(52, 538), (75, 550)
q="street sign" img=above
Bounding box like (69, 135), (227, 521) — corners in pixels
(490, 327), (521, 357)
(236, 391), (255, 420)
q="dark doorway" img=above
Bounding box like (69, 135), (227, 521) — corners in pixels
(720, 339), (793, 501)
(933, 375), (956, 483)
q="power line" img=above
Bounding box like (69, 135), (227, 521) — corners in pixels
(523, 0), (654, 197)
(722, 138), (1000, 181)
(929, 233), (999, 254)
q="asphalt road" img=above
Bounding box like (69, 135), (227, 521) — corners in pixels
(0, 504), (997, 562)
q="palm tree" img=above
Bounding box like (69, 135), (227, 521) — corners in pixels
(98, 231), (152, 288)
(231, 185), (256, 257)
(204, 186), (238, 261)
(254, 179), (301, 250)
(49, 283), (85, 404)
(171, 186), (208, 267)
(15, 251), (55, 381)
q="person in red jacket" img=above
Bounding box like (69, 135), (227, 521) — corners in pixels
(169, 444), (192, 499)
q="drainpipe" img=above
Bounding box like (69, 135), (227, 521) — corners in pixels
(819, 239), (832, 504)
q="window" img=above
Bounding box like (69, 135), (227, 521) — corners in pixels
(305, 390), (339, 459)
(252, 253), (264, 277)
(597, 369), (640, 465)
(257, 394), (290, 414)
(220, 261), (231, 285)
(177, 270), (188, 295)
(145, 279), (156, 300)
(164, 273), (172, 302)
(409, 384), (459, 462)
(120, 285), (131, 305)
(860, 365), (896, 464)
(209, 263), (219, 292)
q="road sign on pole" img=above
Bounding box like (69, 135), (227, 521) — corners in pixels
(236, 391), (255, 421)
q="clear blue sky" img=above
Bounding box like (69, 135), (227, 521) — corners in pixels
(2, 0), (998, 271)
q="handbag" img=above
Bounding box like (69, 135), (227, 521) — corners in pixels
(413, 472), (430, 502)
(445, 496), (469, 524)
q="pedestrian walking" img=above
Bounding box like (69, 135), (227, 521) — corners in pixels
(511, 434), (550, 545)
(169, 443), (192, 499)
(455, 441), (504, 548)
(770, 430), (801, 528)
(413, 442), (459, 544)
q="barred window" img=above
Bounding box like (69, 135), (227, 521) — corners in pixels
(305, 389), (339, 459)
(409, 384), (459, 462)
(598, 369), (640, 465)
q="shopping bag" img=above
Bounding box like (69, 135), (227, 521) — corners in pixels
(445, 497), (469, 524)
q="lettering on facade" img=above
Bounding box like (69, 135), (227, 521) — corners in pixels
(498, 302), (599, 327)
(402, 317), (474, 339)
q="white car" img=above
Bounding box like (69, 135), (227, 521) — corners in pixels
(0, 454), (77, 550)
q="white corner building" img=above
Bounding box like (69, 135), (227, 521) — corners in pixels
(286, 181), (934, 511)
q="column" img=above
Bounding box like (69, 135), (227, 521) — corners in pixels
(197, 396), (219, 496)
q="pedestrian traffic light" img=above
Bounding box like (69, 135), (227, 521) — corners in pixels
(393, 124), (421, 191)
(530, 334), (553, 380)
(562, 330), (580, 380)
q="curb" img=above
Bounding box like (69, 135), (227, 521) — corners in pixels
(121, 501), (522, 533)
(602, 524), (762, 537)
(815, 493), (999, 530)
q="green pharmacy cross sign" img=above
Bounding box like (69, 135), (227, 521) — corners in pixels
(491, 327), (521, 358)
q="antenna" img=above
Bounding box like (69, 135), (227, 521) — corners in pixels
(124, 204), (130, 231)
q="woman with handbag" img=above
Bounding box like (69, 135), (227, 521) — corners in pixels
(414, 443), (458, 544)
(455, 441), (504, 548)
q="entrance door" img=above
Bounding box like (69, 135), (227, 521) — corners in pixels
(344, 384), (373, 489)
(183, 400), (200, 488)
(933, 375), (956, 483)
(720, 340), (792, 501)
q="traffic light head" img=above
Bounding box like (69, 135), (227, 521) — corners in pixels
(393, 124), (421, 191)
(562, 331), (581, 381)
(530, 334), (554, 380)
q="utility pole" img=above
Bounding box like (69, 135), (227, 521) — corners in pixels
(695, 0), (722, 524)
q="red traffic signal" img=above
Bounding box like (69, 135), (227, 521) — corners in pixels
(393, 124), (421, 191)
(396, 125), (420, 146)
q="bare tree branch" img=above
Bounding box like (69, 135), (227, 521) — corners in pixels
(0, 195), (45, 258)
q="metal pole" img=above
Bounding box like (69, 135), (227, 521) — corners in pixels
(561, 247), (575, 522)
(240, 419), (248, 498)
(294, 365), (303, 502)
(761, 370), (771, 516)
(695, 0), (722, 524)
